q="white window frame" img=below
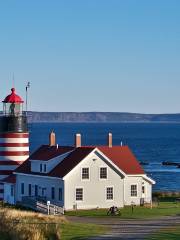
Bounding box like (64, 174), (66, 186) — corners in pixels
(42, 187), (46, 197)
(75, 187), (83, 202)
(11, 185), (14, 197)
(58, 188), (63, 201)
(106, 186), (114, 201)
(99, 167), (108, 180)
(131, 184), (138, 197)
(21, 182), (25, 195)
(51, 186), (55, 200)
(81, 167), (90, 181)
(40, 163), (43, 173)
(142, 185), (145, 194)
(44, 164), (47, 173)
(28, 183), (32, 196)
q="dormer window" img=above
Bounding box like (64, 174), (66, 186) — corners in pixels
(39, 163), (47, 173)
(40, 164), (43, 172)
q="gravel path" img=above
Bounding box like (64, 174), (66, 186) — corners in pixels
(67, 215), (180, 239)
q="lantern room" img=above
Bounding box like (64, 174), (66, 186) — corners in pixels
(3, 88), (24, 116)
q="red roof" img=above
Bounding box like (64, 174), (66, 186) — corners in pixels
(3, 88), (24, 103)
(98, 146), (144, 175)
(15, 145), (144, 177)
(2, 174), (16, 184)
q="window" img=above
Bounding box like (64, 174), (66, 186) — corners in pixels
(142, 186), (145, 194)
(44, 164), (47, 173)
(21, 183), (24, 195)
(42, 188), (46, 196)
(100, 167), (107, 179)
(51, 187), (55, 200)
(106, 187), (113, 200)
(76, 188), (83, 201)
(59, 188), (62, 201)
(35, 185), (38, 197)
(28, 184), (32, 196)
(82, 168), (89, 179)
(11, 185), (14, 197)
(131, 185), (137, 197)
(40, 164), (42, 172)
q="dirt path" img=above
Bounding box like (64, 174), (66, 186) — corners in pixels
(67, 215), (180, 239)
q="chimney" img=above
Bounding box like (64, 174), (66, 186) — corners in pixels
(75, 133), (81, 148)
(108, 133), (112, 148)
(49, 131), (56, 146)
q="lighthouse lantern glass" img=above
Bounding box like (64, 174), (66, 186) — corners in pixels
(3, 102), (23, 116)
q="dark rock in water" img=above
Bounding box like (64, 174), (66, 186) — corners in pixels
(140, 161), (149, 165)
(177, 165), (180, 168)
(162, 161), (180, 166)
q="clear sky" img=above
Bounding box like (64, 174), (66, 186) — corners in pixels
(0, 0), (179, 113)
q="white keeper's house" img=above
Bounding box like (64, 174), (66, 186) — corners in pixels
(3, 132), (155, 210)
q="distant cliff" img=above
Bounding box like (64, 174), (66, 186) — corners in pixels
(27, 112), (180, 123)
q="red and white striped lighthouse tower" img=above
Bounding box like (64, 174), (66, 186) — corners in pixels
(0, 88), (29, 200)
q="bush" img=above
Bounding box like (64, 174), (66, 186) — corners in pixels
(0, 208), (65, 240)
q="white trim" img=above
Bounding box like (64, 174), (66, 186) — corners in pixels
(75, 187), (84, 202)
(95, 148), (126, 177)
(142, 175), (156, 184)
(63, 147), (126, 180)
(99, 166), (108, 180)
(51, 186), (55, 200)
(29, 150), (74, 163)
(43, 164), (47, 173)
(105, 186), (114, 201)
(40, 163), (43, 173)
(20, 182), (25, 196)
(130, 184), (138, 198)
(14, 172), (62, 180)
(81, 167), (90, 181)
(63, 150), (95, 180)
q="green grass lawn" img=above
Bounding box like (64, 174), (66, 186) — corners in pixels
(61, 223), (106, 240)
(65, 202), (180, 219)
(146, 225), (180, 240)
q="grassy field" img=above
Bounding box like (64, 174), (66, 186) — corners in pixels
(0, 205), (105, 240)
(66, 201), (180, 219)
(147, 225), (180, 240)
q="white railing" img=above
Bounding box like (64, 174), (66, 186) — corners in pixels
(20, 196), (64, 215)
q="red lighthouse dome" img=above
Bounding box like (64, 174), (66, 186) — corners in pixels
(3, 88), (24, 103)
(0, 87), (29, 201)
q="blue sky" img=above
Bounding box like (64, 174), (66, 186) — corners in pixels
(0, 0), (179, 113)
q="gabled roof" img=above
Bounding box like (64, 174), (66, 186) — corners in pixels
(98, 146), (144, 175)
(30, 145), (74, 161)
(15, 145), (145, 178)
(50, 147), (95, 177)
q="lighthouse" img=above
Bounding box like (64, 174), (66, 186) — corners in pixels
(0, 88), (29, 200)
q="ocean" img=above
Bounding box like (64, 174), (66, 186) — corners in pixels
(29, 122), (180, 192)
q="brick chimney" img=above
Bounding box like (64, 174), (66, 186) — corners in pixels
(75, 133), (81, 148)
(108, 133), (112, 148)
(49, 131), (56, 146)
